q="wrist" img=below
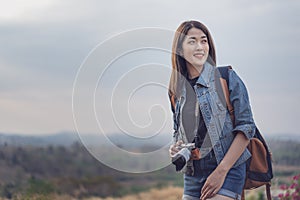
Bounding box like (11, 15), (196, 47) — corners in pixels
(218, 160), (231, 174)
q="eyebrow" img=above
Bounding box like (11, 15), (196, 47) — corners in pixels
(187, 35), (207, 40)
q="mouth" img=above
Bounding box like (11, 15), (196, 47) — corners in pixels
(193, 53), (205, 59)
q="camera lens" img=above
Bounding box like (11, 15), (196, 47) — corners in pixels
(172, 148), (191, 171)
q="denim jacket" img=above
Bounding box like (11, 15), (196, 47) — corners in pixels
(172, 62), (256, 171)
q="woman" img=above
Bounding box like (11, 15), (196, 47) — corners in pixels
(168, 20), (256, 200)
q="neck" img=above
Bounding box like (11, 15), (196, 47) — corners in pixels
(186, 63), (204, 79)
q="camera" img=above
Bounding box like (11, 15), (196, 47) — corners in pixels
(171, 143), (196, 171)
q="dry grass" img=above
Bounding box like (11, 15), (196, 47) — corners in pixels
(0, 185), (282, 200)
(0, 194), (77, 200)
(85, 187), (183, 200)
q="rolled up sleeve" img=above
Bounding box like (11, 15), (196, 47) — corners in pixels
(229, 69), (256, 139)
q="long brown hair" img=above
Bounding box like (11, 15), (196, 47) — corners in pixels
(168, 20), (216, 104)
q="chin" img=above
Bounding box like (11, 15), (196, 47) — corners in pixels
(194, 62), (206, 68)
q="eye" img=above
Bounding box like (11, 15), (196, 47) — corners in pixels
(201, 39), (208, 44)
(188, 40), (195, 44)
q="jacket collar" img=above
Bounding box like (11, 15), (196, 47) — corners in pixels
(196, 62), (214, 88)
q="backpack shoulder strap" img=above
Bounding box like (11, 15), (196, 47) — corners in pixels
(169, 93), (176, 113)
(218, 66), (231, 84)
(266, 182), (272, 200)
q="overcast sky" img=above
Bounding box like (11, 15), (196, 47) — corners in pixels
(1, 0), (299, 137)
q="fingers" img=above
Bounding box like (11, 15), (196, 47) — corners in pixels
(176, 140), (183, 146)
(169, 145), (177, 156)
(200, 182), (218, 200)
(169, 140), (183, 157)
(200, 190), (217, 200)
(200, 167), (227, 199)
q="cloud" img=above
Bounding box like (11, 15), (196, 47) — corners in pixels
(0, 0), (60, 22)
(0, 0), (299, 135)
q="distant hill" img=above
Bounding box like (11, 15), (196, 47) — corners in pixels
(265, 133), (300, 142)
(0, 132), (173, 148)
(0, 131), (299, 148)
(0, 132), (79, 146)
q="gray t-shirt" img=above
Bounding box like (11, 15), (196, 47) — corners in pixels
(182, 76), (208, 147)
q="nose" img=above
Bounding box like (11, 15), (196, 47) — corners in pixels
(196, 41), (204, 50)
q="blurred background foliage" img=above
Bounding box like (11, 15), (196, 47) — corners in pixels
(0, 138), (299, 199)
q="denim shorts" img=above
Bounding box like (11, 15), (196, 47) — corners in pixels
(183, 151), (246, 200)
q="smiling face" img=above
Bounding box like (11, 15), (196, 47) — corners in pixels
(181, 27), (209, 74)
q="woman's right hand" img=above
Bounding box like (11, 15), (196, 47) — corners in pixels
(169, 140), (183, 157)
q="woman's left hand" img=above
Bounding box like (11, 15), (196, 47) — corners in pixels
(200, 166), (228, 200)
